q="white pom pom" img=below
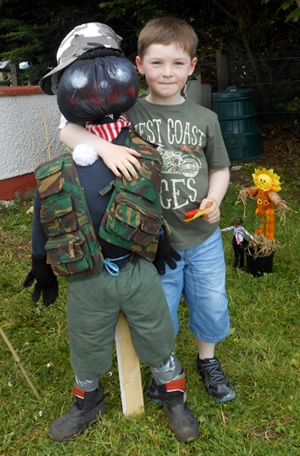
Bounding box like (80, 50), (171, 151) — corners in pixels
(72, 144), (98, 166)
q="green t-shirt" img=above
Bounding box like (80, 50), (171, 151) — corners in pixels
(126, 98), (230, 249)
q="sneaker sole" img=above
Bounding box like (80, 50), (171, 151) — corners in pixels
(211, 390), (236, 403)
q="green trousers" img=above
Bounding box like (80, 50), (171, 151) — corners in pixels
(67, 257), (175, 378)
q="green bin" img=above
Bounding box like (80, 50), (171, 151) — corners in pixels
(212, 86), (263, 160)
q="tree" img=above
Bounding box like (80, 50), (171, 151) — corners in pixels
(0, 0), (298, 85)
(262, 0), (300, 22)
(0, 0), (110, 83)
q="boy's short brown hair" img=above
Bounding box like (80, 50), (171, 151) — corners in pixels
(138, 16), (198, 59)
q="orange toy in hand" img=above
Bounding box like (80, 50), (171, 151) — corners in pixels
(184, 208), (209, 223)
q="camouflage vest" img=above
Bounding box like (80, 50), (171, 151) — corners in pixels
(35, 153), (104, 282)
(100, 131), (169, 262)
(35, 131), (167, 279)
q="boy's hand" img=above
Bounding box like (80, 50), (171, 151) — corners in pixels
(199, 198), (220, 224)
(100, 143), (142, 181)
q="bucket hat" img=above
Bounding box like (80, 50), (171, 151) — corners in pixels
(40, 22), (123, 95)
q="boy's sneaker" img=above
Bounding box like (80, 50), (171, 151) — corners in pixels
(196, 356), (235, 403)
(146, 376), (162, 404)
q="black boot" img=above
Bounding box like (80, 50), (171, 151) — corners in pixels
(156, 376), (199, 443)
(50, 385), (106, 442)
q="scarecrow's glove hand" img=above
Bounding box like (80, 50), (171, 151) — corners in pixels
(153, 230), (181, 275)
(23, 255), (58, 307)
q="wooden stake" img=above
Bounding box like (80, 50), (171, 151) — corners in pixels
(115, 313), (144, 416)
(0, 327), (41, 401)
(42, 112), (52, 160)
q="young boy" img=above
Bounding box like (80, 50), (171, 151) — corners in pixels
(61, 16), (235, 403)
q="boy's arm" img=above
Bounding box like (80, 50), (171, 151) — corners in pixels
(199, 167), (230, 224)
(60, 123), (141, 181)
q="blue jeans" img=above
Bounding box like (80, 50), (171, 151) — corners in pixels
(160, 228), (230, 343)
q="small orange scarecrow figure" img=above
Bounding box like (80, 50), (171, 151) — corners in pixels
(238, 168), (287, 239)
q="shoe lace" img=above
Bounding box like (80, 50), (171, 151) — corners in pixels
(202, 359), (226, 385)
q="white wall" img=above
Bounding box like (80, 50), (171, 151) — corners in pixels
(0, 88), (65, 180)
(185, 74), (212, 109)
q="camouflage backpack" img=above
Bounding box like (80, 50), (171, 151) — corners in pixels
(99, 131), (169, 262)
(35, 154), (104, 281)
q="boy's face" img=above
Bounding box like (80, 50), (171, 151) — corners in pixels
(136, 43), (197, 104)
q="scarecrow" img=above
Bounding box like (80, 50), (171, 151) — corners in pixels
(238, 167), (287, 240)
(23, 23), (199, 444)
(236, 167), (290, 276)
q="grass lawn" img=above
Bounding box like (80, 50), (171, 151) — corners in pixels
(0, 154), (299, 455)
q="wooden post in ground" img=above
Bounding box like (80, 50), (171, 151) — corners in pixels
(216, 50), (228, 91)
(115, 313), (144, 416)
(9, 64), (19, 86)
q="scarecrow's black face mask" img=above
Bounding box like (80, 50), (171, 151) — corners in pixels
(57, 54), (139, 124)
